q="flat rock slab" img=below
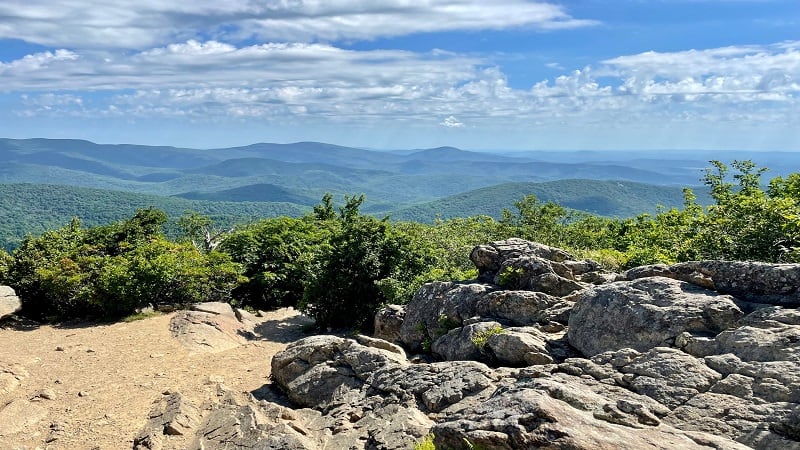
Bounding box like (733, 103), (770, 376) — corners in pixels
(169, 302), (255, 353)
(0, 399), (47, 436)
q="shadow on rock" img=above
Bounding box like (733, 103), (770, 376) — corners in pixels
(252, 312), (315, 344)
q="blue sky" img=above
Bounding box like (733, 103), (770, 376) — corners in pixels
(0, 1), (797, 151)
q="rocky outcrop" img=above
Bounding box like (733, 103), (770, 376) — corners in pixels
(134, 392), (201, 449)
(568, 277), (744, 357)
(0, 286), (21, 319)
(0, 399), (47, 437)
(168, 302), (257, 353)
(626, 261), (800, 307)
(137, 239), (800, 449)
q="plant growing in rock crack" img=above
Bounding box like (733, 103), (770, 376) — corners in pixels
(497, 265), (525, 288)
(416, 321), (433, 352)
(414, 433), (436, 450)
(470, 325), (505, 349)
(436, 314), (460, 336)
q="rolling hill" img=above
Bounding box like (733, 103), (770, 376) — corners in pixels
(0, 184), (307, 251)
(386, 180), (711, 222)
(1, 137), (791, 251)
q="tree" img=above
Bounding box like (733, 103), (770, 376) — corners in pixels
(178, 211), (232, 252)
(220, 216), (334, 310)
(300, 195), (431, 331)
(500, 194), (571, 246)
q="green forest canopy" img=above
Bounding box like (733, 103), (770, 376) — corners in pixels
(1, 160), (798, 329)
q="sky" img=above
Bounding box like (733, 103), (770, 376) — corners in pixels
(0, 0), (798, 151)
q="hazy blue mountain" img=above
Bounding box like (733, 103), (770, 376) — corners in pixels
(1, 137), (793, 250)
(176, 183), (317, 205)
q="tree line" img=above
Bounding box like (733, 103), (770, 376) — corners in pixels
(1, 160), (798, 329)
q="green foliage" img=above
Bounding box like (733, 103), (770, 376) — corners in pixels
(121, 310), (161, 322)
(5, 209), (243, 321)
(0, 248), (11, 284)
(301, 195), (433, 331)
(497, 266), (525, 288)
(220, 215), (334, 310)
(604, 160), (800, 266)
(5, 160), (800, 325)
(471, 325), (505, 349)
(0, 183), (307, 252)
(414, 434), (437, 450)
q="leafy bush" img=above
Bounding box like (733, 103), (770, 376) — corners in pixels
(5, 209), (243, 321)
(0, 248), (11, 284)
(300, 195), (432, 331)
(220, 216), (334, 310)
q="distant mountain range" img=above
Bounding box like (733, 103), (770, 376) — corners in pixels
(1, 137), (795, 250)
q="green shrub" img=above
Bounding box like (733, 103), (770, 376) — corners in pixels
(414, 434), (436, 450)
(471, 325), (505, 349)
(5, 209), (244, 321)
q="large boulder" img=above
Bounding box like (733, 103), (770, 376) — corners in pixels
(373, 304), (405, 343)
(568, 277), (744, 357)
(430, 385), (751, 450)
(470, 238), (614, 297)
(0, 286), (21, 319)
(270, 335), (408, 410)
(626, 261), (800, 307)
(398, 281), (496, 352)
(475, 290), (573, 325)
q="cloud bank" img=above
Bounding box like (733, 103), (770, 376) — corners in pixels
(0, 1), (797, 149)
(0, 1), (595, 49)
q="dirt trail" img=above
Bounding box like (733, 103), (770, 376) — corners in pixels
(0, 308), (311, 450)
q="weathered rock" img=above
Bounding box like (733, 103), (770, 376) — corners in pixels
(370, 361), (497, 413)
(271, 335), (408, 411)
(0, 362), (28, 396)
(134, 392), (200, 449)
(0, 285), (21, 319)
(475, 290), (573, 325)
(484, 327), (553, 367)
(398, 281), (496, 352)
(626, 261), (800, 307)
(373, 304), (405, 343)
(431, 321), (502, 362)
(469, 238), (613, 297)
(169, 302), (255, 353)
(0, 399), (48, 436)
(431, 387), (750, 450)
(666, 392), (795, 445)
(714, 324), (800, 363)
(568, 277), (744, 357)
(353, 334), (406, 358)
(470, 238), (575, 277)
(619, 347), (722, 409)
(190, 401), (318, 450)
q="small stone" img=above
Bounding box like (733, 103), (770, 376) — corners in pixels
(55, 346), (65, 352)
(38, 389), (57, 400)
(86, 348), (95, 353)
(78, 391), (89, 397)
(206, 375), (225, 384)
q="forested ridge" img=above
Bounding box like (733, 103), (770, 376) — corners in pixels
(2, 160), (799, 330)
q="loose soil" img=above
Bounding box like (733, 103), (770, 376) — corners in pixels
(0, 308), (312, 450)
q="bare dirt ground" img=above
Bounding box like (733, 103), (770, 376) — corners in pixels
(0, 308), (312, 450)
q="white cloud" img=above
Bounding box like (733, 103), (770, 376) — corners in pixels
(440, 116), (465, 128)
(3, 40), (798, 139)
(0, 1), (596, 49)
